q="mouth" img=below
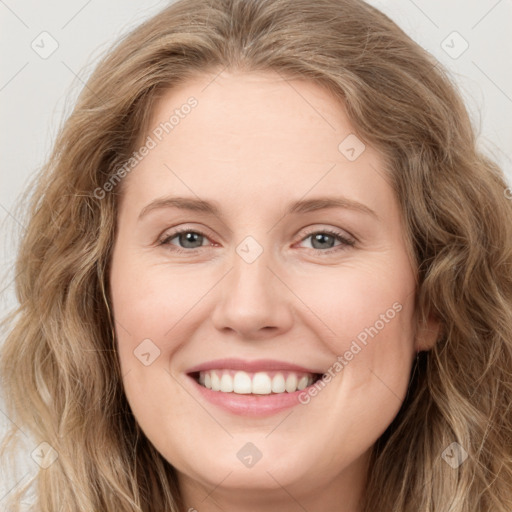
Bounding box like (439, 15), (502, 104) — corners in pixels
(189, 369), (324, 395)
(184, 358), (327, 416)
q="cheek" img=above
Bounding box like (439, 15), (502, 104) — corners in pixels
(109, 256), (201, 453)
(300, 263), (415, 350)
(299, 261), (417, 415)
(110, 255), (201, 352)
(289, 269), (415, 456)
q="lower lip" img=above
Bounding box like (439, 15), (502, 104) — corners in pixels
(188, 375), (312, 417)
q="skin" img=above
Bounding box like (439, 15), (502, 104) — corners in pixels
(109, 70), (440, 512)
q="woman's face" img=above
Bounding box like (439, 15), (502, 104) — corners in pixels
(109, 70), (439, 510)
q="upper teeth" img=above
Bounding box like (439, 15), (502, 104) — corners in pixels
(198, 370), (315, 395)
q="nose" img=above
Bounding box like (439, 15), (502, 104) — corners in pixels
(210, 246), (294, 340)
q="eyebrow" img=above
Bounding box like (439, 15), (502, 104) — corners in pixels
(138, 196), (378, 221)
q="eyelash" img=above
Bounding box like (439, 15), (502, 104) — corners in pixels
(158, 226), (355, 255)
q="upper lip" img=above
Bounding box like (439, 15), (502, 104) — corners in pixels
(186, 358), (323, 375)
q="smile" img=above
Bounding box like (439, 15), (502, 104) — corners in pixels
(194, 369), (322, 395)
(185, 359), (327, 416)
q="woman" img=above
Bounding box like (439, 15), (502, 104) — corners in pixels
(1, 0), (511, 510)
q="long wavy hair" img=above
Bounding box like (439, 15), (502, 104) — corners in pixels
(1, 0), (511, 510)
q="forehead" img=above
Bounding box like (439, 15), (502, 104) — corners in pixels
(145, 70), (354, 162)
(121, 70), (394, 219)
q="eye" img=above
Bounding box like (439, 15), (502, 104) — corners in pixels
(159, 228), (212, 253)
(296, 228), (355, 254)
(158, 226), (355, 255)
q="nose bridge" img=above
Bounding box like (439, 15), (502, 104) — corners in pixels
(232, 238), (272, 300)
(211, 235), (293, 337)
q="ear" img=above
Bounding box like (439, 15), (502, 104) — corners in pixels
(415, 313), (443, 352)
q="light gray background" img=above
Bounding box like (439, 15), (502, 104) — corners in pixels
(1, 0), (511, 502)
